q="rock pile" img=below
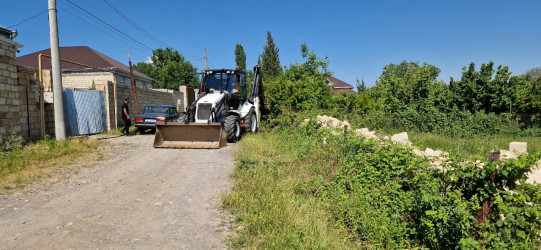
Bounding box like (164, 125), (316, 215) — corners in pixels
(312, 115), (541, 184)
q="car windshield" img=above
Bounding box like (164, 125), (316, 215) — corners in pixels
(144, 106), (168, 114)
(204, 73), (237, 93)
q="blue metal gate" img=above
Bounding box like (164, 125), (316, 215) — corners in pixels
(63, 88), (107, 136)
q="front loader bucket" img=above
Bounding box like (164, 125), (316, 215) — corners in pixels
(153, 122), (227, 149)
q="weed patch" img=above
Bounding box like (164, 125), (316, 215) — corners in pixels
(0, 136), (101, 193)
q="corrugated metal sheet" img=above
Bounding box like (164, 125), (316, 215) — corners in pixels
(64, 88), (107, 136)
(63, 89), (80, 136)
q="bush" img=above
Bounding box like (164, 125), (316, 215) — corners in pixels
(298, 117), (541, 248)
(0, 133), (25, 152)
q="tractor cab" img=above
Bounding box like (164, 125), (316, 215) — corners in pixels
(201, 69), (246, 95)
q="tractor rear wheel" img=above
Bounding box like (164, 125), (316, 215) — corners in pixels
(246, 109), (258, 133)
(225, 115), (241, 142)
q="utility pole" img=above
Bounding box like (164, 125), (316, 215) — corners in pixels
(204, 48), (208, 70)
(48, 0), (66, 140)
(128, 49), (140, 115)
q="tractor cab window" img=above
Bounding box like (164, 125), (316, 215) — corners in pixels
(204, 73), (237, 94)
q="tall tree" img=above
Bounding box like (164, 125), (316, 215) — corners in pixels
(525, 67), (541, 82)
(234, 44), (247, 71)
(134, 47), (198, 89)
(450, 61), (526, 113)
(356, 78), (367, 93)
(261, 31), (282, 78)
(374, 61), (442, 111)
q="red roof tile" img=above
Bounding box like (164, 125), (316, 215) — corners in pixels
(16, 46), (150, 79)
(325, 75), (356, 94)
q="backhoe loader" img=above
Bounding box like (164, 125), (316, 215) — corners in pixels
(153, 65), (264, 148)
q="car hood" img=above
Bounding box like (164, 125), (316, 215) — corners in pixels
(136, 113), (167, 119)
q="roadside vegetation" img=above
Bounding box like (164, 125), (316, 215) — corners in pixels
(224, 32), (541, 248)
(0, 134), (101, 194)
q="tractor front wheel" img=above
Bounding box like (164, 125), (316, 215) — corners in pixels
(225, 115), (241, 142)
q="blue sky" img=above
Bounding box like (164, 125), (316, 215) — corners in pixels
(2, 0), (540, 88)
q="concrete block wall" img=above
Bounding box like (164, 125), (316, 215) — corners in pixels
(98, 82), (184, 129)
(178, 86), (196, 112)
(41, 70), (151, 91)
(0, 37), (23, 138)
(16, 66), (43, 140)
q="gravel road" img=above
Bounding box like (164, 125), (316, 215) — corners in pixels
(0, 134), (237, 249)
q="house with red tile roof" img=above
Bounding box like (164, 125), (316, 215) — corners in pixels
(16, 46), (153, 91)
(325, 75), (356, 94)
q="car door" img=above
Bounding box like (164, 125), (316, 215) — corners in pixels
(168, 107), (179, 121)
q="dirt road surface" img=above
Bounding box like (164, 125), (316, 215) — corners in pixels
(0, 134), (237, 249)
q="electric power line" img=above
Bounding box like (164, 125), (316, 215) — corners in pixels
(100, 0), (205, 60)
(59, 4), (149, 56)
(58, 5), (150, 56)
(8, 10), (48, 28)
(102, 0), (167, 48)
(64, 0), (153, 52)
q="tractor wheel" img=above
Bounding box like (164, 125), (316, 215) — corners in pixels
(225, 115), (241, 142)
(246, 109), (258, 133)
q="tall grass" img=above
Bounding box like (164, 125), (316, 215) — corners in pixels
(409, 132), (541, 160)
(0, 136), (101, 193)
(223, 131), (360, 249)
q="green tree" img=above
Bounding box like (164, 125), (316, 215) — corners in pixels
(134, 47), (198, 89)
(265, 44), (331, 114)
(525, 67), (541, 82)
(234, 44), (247, 71)
(450, 61), (525, 113)
(356, 78), (367, 93)
(261, 31), (282, 79)
(373, 61), (443, 112)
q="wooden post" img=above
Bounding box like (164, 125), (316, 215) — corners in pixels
(128, 50), (140, 115)
(205, 48), (208, 70)
(113, 73), (118, 129)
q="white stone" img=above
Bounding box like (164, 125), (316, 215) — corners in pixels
(412, 148), (425, 157)
(391, 132), (411, 146)
(526, 160), (541, 185)
(509, 142), (527, 155)
(424, 148), (442, 158)
(316, 115), (349, 131)
(499, 150), (517, 160)
(355, 128), (378, 140)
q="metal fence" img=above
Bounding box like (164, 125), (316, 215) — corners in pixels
(63, 88), (107, 136)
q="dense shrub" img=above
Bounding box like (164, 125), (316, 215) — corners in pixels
(272, 115), (541, 248)
(263, 44), (333, 115)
